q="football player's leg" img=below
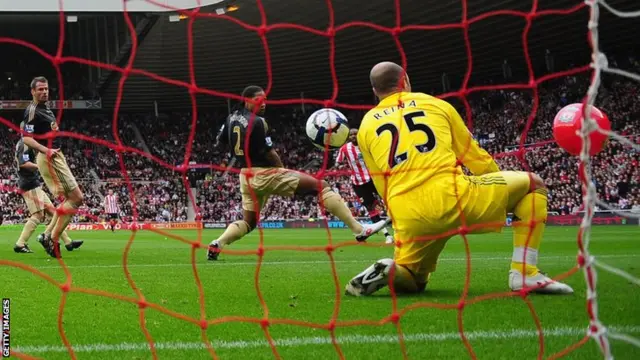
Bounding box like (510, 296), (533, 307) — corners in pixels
(51, 177), (83, 246)
(501, 172), (545, 276)
(502, 171), (573, 294)
(295, 174), (388, 241)
(346, 229), (451, 296)
(358, 184), (392, 243)
(208, 173), (265, 260)
(39, 154), (83, 255)
(16, 189), (46, 252)
(345, 259), (426, 297)
(40, 194), (75, 248)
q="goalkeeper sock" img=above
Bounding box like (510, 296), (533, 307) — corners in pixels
(511, 188), (547, 276)
(16, 216), (40, 246)
(321, 188), (363, 234)
(214, 220), (251, 248)
(52, 201), (79, 242)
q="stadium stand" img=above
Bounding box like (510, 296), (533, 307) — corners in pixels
(2, 65), (638, 224)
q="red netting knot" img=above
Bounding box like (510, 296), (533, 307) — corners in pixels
(52, 55), (61, 66)
(200, 320), (208, 330)
(256, 246), (265, 257)
(60, 282), (71, 293)
(577, 252), (586, 267)
(391, 27), (401, 37)
(457, 300), (465, 310)
(324, 245), (334, 255)
(455, 159), (463, 168)
(326, 27), (336, 38)
(395, 239), (403, 248)
(191, 241), (200, 250)
(260, 318), (270, 329)
(188, 85), (198, 95)
(138, 298), (148, 309)
(528, 79), (536, 88)
(390, 312), (400, 324)
(323, 100), (334, 108)
(257, 25), (267, 37)
(458, 226), (469, 236)
(519, 288), (530, 299)
(327, 320), (336, 332)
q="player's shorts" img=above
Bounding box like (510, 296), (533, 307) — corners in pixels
(108, 213), (119, 220)
(239, 167), (301, 212)
(389, 171), (532, 282)
(353, 181), (380, 210)
(21, 186), (53, 215)
(36, 152), (78, 196)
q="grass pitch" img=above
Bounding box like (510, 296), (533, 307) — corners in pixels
(1, 226), (639, 360)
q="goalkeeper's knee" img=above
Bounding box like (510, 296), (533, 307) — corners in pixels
(393, 265), (427, 294)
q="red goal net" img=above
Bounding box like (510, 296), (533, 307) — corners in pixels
(0, 0), (639, 359)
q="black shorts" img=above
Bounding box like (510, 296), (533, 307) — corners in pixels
(353, 181), (380, 210)
(108, 213), (119, 220)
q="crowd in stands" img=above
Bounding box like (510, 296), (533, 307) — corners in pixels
(1, 58), (640, 225)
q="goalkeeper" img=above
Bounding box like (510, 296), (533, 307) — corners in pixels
(345, 62), (573, 296)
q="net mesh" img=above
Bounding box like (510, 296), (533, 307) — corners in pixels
(0, 0), (639, 359)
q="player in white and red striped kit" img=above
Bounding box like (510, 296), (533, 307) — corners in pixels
(336, 128), (394, 244)
(103, 189), (119, 232)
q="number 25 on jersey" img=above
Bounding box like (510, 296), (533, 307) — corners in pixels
(375, 111), (436, 168)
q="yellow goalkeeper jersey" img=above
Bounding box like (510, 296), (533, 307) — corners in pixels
(357, 91), (499, 202)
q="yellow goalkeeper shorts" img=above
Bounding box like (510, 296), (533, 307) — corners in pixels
(388, 171), (531, 282)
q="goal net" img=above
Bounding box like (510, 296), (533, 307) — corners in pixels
(0, 0), (639, 359)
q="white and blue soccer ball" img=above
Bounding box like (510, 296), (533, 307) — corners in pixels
(305, 108), (350, 150)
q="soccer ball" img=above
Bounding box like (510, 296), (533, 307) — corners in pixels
(306, 108), (350, 150)
(552, 103), (611, 156)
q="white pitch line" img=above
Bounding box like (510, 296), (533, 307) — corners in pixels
(12, 325), (640, 354)
(24, 254), (640, 270)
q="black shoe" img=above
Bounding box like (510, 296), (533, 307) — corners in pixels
(37, 233), (48, 250)
(14, 244), (33, 253)
(65, 240), (84, 251)
(207, 243), (220, 261)
(43, 234), (62, 258)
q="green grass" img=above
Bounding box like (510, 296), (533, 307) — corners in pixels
(1, 226), (639, 360)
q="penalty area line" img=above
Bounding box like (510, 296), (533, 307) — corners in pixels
(13, 325), (640, 354)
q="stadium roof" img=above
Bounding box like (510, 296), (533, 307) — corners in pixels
(0, 0), (225, 12)
(91, 0), (640, 110)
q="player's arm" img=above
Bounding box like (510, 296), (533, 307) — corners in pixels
(332, 146), (345, 169)
(15, 144), (39, 171)
(445, 101), (500, 175)
(22, 108), (51, 154)
(256, 118), (284, 168)
(214, 119), (230, 151)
